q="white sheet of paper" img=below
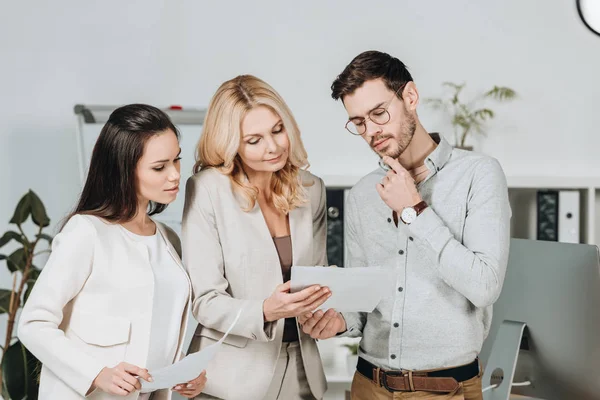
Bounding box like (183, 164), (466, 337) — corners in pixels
(290, 266), (395, 313)
(140, 308), (243, 392)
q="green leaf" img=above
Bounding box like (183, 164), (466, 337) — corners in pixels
(442, 81), (465, 91)
(473, 108), (494, 121)
(2, 341), (27, 399)
(0, 289), (11, 314)
(485, 86), (517, 101)
(423, 98), (445, 110)
(7, 248), (28, 273)
(35, 233), (54, 245)
(442, 82), (465, 105)
(2, 341), (40, 400)
(9, 193), (32, 225)
(1, 253), (18, 274)
(0, 231), (25, 248)
(23, 266), (41, 305)
(28, 190), (50, 228)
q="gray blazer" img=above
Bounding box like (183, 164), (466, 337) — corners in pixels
(182, 168), (328, 400)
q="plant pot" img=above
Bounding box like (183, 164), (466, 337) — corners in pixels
(346, 354), (359, 376)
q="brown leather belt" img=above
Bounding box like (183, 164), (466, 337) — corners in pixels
(356, 357), (479, 393)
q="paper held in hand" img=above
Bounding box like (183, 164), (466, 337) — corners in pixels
(290, 266), (395, 313)
(140, 308), (244, 391)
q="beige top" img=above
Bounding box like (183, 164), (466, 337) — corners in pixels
(273, 235), (299, 342)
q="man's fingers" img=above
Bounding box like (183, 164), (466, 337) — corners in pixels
(298, 312), (313, 325)
(382, 156), (406, 175)
(312, 310), (336, 337)
(322, 309), (344, 336)
(301, 310), (325, 334)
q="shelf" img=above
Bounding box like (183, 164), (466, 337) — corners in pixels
(322, 175), (600, 190)
(322, 175), (362, 188)
(505, 176), (600, 189)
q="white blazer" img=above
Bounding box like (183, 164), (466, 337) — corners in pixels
(182, 168), (328, 400)
(18, 215), (192, 400)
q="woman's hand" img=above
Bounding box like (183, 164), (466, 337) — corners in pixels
(263, 281), (331, 322)
(91, 362), (152, 396)
(173, 370), (207, 398)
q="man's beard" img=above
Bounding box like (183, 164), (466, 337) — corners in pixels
(371, 113), (417, 159)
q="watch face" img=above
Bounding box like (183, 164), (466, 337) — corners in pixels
(401, 207), (417, 224)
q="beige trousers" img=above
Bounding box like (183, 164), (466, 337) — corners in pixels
(264, 341), (316, 400)
(350, 370), (483, 400)
(198, 341), (316, 400)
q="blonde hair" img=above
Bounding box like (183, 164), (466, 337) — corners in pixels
(194, 75), (310, 213)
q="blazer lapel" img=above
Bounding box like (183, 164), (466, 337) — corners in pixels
(289, 202), (313, 266)
(155, 222), (192, 361)
(155, 223), (192, 296)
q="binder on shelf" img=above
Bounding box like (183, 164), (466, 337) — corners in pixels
(326, 188), (345, 267)
(537, 191), (559, 242)
(536, 190), (580, 243)
(558, 190), (580, 244)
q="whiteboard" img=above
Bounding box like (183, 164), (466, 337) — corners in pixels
(74, 105), (206, 235)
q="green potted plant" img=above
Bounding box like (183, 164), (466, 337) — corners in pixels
(342, 343), (359, 376)
(0, 190), (53, 400)
(424, 82), (517, 150)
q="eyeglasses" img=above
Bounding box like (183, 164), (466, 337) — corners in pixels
(344, 84), (406, 136)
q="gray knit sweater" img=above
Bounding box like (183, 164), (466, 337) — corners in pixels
(340, 134), (512, 371)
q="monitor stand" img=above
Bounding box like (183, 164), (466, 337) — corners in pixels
(482, 320), (535, 400)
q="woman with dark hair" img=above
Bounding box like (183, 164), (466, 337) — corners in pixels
(18, 104), (206, 400)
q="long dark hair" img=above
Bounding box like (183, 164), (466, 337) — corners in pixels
(66, 104), (179, 226)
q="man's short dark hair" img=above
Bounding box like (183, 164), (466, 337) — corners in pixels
(331, 50), (413, 101)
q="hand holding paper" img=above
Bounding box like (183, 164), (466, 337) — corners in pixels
(140, 308), (243, 392)
(172, 370), (207, 398)
(298, 308), (347, 340)
(290, 266), (395, 313)
(263, 280), (331, 322)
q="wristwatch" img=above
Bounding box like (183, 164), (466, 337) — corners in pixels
(400, 201), (429, 225)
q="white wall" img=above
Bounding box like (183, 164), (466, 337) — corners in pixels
(1, 0), (600, 373)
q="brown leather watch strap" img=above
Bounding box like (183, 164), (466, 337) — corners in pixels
(413, 200), (428, 216)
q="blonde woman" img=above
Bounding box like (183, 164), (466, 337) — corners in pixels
(182, 75), (329, 400)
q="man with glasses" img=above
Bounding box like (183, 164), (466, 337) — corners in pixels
(298, 51), (511, 399)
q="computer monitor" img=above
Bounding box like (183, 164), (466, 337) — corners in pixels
(479, 238), (600, 400)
